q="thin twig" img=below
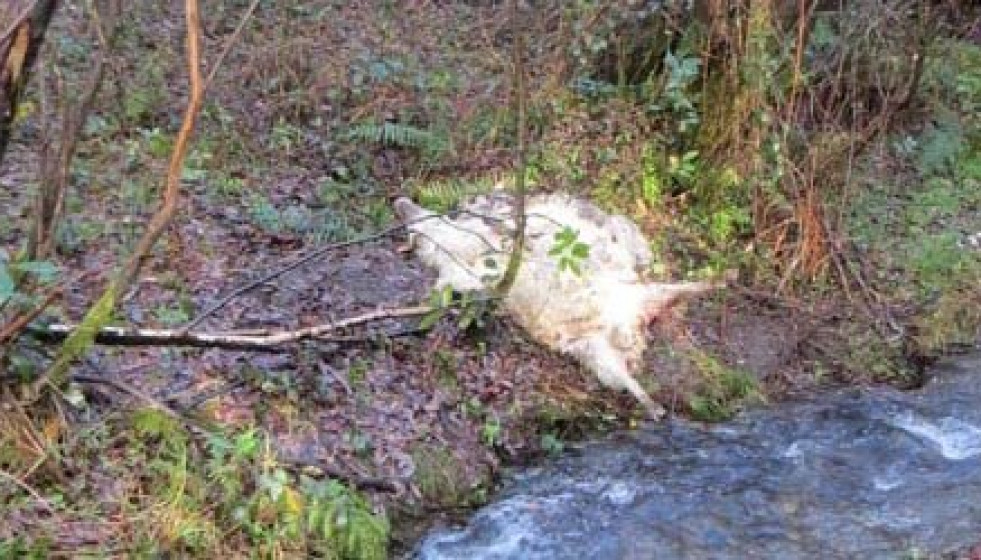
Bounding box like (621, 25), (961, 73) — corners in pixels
(0, 468), (55, 514)
(34, 0), (118, 258)
(278, 459), (398, 494)
(180, 223), (409, 332)
(203, 0), (260, 92)
(71, 372), (183, 421)
(183, 211), (465, 332)
(0, 280), (62, 344)
(496, 0), (528, 298)
(173, 378), (246, 411)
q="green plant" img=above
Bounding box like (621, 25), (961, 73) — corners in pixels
(686, 351), (760, 422)
(411, 444), (487, 509)
(540, 433), (565, 456)
(682, 165), (751, 271)
(667, 150), (700, 186)
(916, 117), (966, 177)
(640, 146), (665, 207)
(648, 50), (701, 134)
(214, 175), (245, 199)
(347, 359), (370, 389)
(345, 429), (374, 458)
(480, 416), (502, 448)
(420, 287), (492, 332)
(432, 349), (459, 389)
(346, 121), (449, 164)
(0, 253), (60, 310)
(118, 410), (390, 556)
(268, 118), (305, 156)
(245, 194), (358, 242)
(0, 537), (51, 559)
(410, 176), (499, 214)
(548, 226), (590, 276)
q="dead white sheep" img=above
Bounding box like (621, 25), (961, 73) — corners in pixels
(395, 192), (723, 418)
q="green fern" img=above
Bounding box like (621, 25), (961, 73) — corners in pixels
(409, 176), (499, 213)
(346, 121), (447, 153)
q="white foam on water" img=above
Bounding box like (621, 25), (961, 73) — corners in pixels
(417, 494), (566, 560)
(782, 440), (821, 459)
(872, 470), (904, 491)
(602, 481), (637, 506)
(783, 441), (804, 458)
(889, 412), (981, 460)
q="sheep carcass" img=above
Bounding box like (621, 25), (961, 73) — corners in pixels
(395, 192), (720, 417)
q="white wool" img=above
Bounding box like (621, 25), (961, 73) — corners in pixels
(395, 192), (720, 417)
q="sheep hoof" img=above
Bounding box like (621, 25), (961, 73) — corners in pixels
(644, 402), (667, 421)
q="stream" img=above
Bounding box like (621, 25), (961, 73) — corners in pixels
(415, 353), (981, 559)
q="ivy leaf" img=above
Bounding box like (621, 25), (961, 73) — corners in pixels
(554, 226), (577, 244)
(439, 285), (454, 307)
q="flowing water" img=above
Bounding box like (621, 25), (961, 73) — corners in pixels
(416, 353), (981, 559)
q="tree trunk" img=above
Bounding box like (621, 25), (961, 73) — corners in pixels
(0, 0), (60, 169)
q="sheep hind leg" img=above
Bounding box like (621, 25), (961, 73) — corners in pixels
(573, 336), (666, 420)
(621, 374), (666, 421)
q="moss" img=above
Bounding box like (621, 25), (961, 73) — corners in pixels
(45, 285), (118, 389)
(411, 444), (489, 509)
(911, 277), (981, 358)
(686, 350), (762, 422)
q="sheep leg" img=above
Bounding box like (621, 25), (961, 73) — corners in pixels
(642, 280), (720, 320)
(572, 335), (666, 420)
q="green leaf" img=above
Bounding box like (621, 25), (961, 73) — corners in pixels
(12, 260), (59, 283)
(0, 266), (13, 301)
(419, 308), (444, 331)
(571, 242), (590, 259)
(458, 306), (475, 330)
(439, 285), (454, 307)
(551, 228), (576, 253)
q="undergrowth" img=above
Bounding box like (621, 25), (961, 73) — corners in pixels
(847, 38), (981, 357)
(0, 407), (388, 558)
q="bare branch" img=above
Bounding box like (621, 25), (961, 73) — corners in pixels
(29, 305), (432, 352)
(181, 222), (409, 332)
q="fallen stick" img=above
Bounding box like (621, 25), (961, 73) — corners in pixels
(27, 305), (432, 351)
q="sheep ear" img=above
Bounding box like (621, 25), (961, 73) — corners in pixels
(394, 197), (428, 221)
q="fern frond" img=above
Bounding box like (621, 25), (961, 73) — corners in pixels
(410, 177), (498, 213)
(346, 121), (447, 153)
